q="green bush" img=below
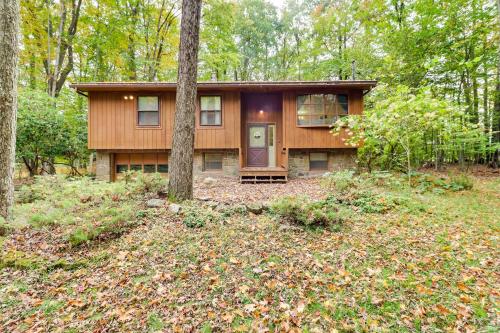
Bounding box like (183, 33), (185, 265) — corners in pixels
(448, 174), (473, 191)
(132, 172), (167, 194)
(182, 205), (218, 228)
(270, 196), (345, 228)
(348, 190), (396, 213)
(320, 170), (357, 194)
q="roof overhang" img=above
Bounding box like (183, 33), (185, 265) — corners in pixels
(70, 80), (377, 94)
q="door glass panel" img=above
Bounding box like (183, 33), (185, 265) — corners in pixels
(249, 126), (266, 148)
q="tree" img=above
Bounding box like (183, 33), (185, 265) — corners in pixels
(168, 0), (202, 200)
(0, 0), (20, 220)
(16, 90), (67, 176)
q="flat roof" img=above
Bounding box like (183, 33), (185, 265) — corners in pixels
(70, 80), (377, 92)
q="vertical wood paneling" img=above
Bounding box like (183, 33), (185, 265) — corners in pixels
(87, 89), (364, 151)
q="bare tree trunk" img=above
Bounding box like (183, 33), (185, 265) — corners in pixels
(0, 0), (20, 220)
(168, 0), (202, 201)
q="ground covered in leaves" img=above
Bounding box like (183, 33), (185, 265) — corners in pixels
(0, 172), (499, 332)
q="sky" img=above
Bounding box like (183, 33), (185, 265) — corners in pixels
(268, 0), (286, 9)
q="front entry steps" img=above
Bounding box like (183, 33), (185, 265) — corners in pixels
(239, 167), (288, 183)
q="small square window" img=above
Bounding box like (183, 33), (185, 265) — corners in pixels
(144, 164), (156, 173)
(310, 152), (328, 170)
(157, 164), (169, 173)
(204, 153), (223, 170)
(116, 164), (128, 173)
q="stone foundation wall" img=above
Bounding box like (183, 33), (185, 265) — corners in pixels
(193, 149), (239, 178)
(288, 149), (357, 178)
(95, 151), (112, 182)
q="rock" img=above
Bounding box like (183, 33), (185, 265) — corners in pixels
(146, 198), (165, 208)
(79, 195), (92, 203)
(246, 203), (264, 214)
(202, 177), (217, 186)
(198, 196), (212, 201)
(169, 203), (181, 214)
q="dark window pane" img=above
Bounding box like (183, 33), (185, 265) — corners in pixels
(144, 164), (156, 173)
(310, 153), (328, 170)
(138, 111), (159, 126)
(338, 94), (348, 104)
(310, 160), (328, 170)
(116, 164), (128, 173)
(130, 164), (142, 171)
(204, 154), (223, 170)
(339, 103), (348, 115)
(201, 110), (221, 125)
(157, 164), (168, 173)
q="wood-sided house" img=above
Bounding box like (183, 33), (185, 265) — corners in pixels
(70, 81), (376, 182)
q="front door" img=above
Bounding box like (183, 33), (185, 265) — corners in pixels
(247, 124), (268, 167)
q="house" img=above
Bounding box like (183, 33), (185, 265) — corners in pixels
(70, 81), (377, 182)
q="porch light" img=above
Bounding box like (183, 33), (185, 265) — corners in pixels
(124, 96), (128, 100)
(259, 109), (264, 114)
(129, 95), (134, 100)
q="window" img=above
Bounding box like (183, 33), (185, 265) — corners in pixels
(143, 164), (156, 173)
(157, 164), (169, 173)
(204, 153), (223, 170)
(297, 94), (348, 126)
(116, 165), (128, 173)
(310, 152), (328, 170)
(130, 164), (142, 171)
(138, 96), (159, 126)
(200, 96), (222, 126)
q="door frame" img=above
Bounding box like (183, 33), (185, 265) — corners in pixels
(246, 123), (269, 167)
(246, 122), (278, 167)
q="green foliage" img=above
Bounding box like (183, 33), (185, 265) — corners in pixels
(131, 172), (168, 195)
(182, 204), (219, 228)
(270, 196), (345, 229)
(0, 251), (41, 270)
(449, 174), (474, 191)
(332, 85), (487, 173)
(320, 170), (357, 194)
(16, 89), (88, 176)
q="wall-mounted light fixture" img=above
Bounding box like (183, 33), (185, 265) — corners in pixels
(259, 109), (264, 114)
(124, 95), (134, 100)
(129, 95), (134, 100)
(124, 96), (128, 100)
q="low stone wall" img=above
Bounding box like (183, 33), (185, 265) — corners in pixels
(288, 149), (357, 178)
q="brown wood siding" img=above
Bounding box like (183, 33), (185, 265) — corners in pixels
(88, 89), (363, 152)
(283, 90), (363, 149)
(88, 91), (240, 150)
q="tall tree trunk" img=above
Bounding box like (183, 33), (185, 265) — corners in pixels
(169, 0), (202, 201)
(492, 0), (500, 167)
(0, 0), (20, 220)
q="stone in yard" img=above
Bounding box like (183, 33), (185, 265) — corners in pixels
(246, 203), (264, 214)
(198, 196), (212, 201)
(202, 177), (217, 186)
(169, 203), (181, 214)
(146, 198), (165, 208)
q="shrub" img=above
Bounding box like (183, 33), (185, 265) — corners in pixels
(133, 172), (168, 194)
(448, 174), (473, 191)
(320, 170), (357, 194)
(348, 190), (396, 213)
(16, 185), (44, 204)
(270, 196), (345, 229)
(182, 205), (217, 228)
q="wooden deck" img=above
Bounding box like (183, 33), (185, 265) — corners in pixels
(239, 167), (288, 183)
